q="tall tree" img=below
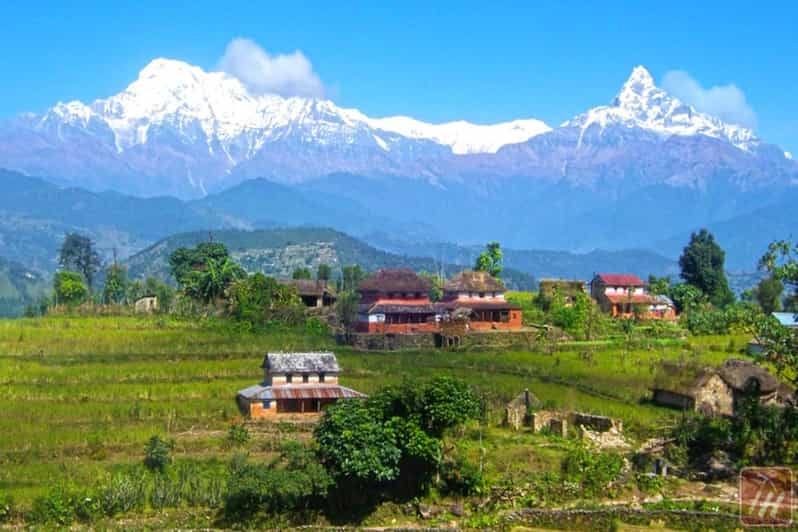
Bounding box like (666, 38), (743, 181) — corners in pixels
(316, 264), (332, 282)
(187, 256), (246, 303)
(292, 267), (312, 280)
(474, 241), (503, 278)
(341, 265), (365, 292)
(749, 240), (798, 385)
(647, 275), (671, 296)
(58, 233), (102, 291)
(102, 264), (128, 304)
(678, 229), (734, 307)
(750, 276), (784, 314)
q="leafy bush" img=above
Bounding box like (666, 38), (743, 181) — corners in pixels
(227, 421), (250, 447)
(561, 446), (624, 497)
(144, 435), (174, 472)
(440, 454), (483, 496)
(223, 445), (332, 519)
(30, 484), (99, 525)
(97, 471), (147, 516)
(0, 494), (14, 523)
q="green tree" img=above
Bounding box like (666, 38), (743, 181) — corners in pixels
(750, 276), (784, 314)
(336, 290), (361, 339)
(341, 265), (365, 291)
(418, 271), (444, 301)
(474, 241), (503, 278)
(102, 264), (128, 304)
(316, 263), (332, 281)
(58, 233), (102, 291)
(168, 242), (230, 287)
(647, 275), (671, 296)
(678, 229), (734, 307)
(143, 436), (174, 473)
(226, 273), (303, 326)
(750, 240), (798, 384)
(292, 267), (312, 280)
(670, 283), (705, 314)
(185, 256), (245, 303)
(314, 399), (401, 484)
(53, 271), (88, 306)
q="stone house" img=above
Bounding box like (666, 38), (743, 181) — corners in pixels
(236, 352), (366, 419)
(505, 388), (540, 430)
(652, 358), (783, 416)
(438, 271), (523, 330)
(278, 279), (336, 308)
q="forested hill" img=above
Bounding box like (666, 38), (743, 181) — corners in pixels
(0, 257), (48, 317)
(124, 227), (538, 290)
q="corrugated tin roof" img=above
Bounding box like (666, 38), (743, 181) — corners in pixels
(773, 312), (798, 327)
(237, 384), (367, 400)
(261, 352), (340, 373)
(595, 273), (645, 286)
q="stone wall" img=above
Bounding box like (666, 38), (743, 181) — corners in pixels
(342, 329), (540, 351)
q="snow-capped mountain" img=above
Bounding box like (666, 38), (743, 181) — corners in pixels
(0, 60), (794, 198)
(562, 66), (758, 152)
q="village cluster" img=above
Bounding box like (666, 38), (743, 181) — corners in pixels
(279, 269), (677, 335)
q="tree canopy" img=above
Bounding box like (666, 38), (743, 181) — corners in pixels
(678, 229), (734, 307)
(474, 241), (503, 278)
(58, 233), (102, 291)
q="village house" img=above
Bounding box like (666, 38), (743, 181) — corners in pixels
(278, 279), (336, 308)
(236, 352), (366, 419)
(651, 358), (789, 416)
(356, 269), (440, 334)
(590, 273), (676, 320)
(438, 271), (522, 330)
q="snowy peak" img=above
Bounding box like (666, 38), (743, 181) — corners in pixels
(564, 65), (759, 152)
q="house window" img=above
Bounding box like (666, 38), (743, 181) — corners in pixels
(319, 373), (326, 383)
(479, 292), (485, 298)
(286, 374), (293, 383)
(302, 374), (309, 383)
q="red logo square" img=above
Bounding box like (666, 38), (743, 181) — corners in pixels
(740, 467), (793, 527)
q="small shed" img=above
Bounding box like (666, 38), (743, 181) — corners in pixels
(134, 296), (158, 313)
(278, 279), (336, 308)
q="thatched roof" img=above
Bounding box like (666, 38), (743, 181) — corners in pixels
(358, 269), (431, 293)
(444, 271), (505, 293)
(261, 352), (340, 374)
(277, 279), (335, 297)
(653, 358), (780, 396)
(717, 359), (779, 393)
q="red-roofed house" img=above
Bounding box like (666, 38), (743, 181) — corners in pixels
(437, 271), (522, 330)
(590, 273), (675, 320)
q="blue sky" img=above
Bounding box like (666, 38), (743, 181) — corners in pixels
(1, 1), (796, 152)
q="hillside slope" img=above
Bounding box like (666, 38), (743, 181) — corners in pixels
(124, 227), (537, 289)
(0, 257), (48, 317)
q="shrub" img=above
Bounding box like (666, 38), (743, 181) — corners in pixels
(0, 494), (14, 523)
(30, 484), (99, 525)
(227, 422), (250, 447)
(144, 435), (174, 472)
(97, 471), (147, 516)
(440, 454), (483, 496)
(561, 446), (624, 497)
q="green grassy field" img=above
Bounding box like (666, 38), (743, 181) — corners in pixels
(0, 315), (752, 519)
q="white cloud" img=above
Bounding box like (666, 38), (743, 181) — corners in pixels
(217, 38), (325, 98)
(661, 70), (756, 129)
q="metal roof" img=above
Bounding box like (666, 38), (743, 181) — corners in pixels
(773, 312), (798, 327)
(237, 384), (367, 400)
(261, 352), (340, 373)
